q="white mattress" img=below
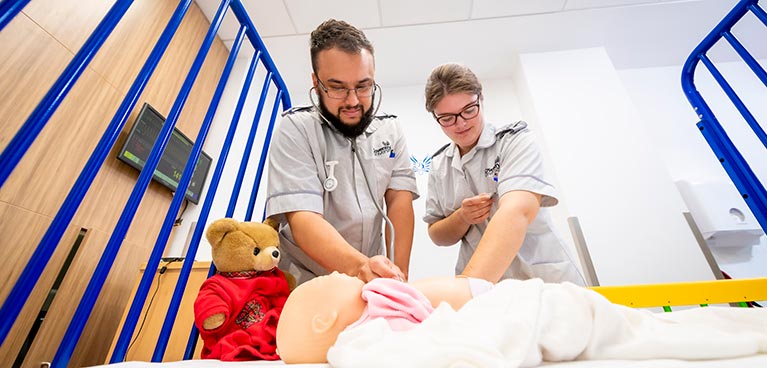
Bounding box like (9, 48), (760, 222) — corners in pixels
(90, 355), (767, 368)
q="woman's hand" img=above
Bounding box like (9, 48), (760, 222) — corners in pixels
(458, 193), (494, 225)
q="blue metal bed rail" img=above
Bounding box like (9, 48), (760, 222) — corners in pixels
(681, 0), (767, 234)
(0, 0), (291, 366)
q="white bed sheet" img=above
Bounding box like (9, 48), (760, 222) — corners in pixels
(327, 279), (767, 367)
(90, 355), (767, 368)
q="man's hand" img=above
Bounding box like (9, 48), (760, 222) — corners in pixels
(356, 255), (405, 283)
(458, 193), (494, 225)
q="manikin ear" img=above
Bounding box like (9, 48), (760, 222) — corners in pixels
(311, 311), (338, 334)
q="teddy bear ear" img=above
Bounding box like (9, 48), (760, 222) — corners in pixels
(205, 218), (240, 246)
(263, 216), (280, 231)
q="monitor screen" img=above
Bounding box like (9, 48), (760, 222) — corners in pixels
(117, 103), (212, 204)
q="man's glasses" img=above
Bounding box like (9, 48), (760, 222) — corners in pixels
(317, 79), (377, 100)
(433, 99), (481, 127)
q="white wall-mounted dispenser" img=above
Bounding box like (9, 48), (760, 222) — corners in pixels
(676, 180), (764, 247)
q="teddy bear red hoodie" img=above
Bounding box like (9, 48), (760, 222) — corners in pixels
(194, 268), (290, 361)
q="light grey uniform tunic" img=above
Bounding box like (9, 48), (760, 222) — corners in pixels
(266, 106), (419, 285)
(424, 121), (584, 285)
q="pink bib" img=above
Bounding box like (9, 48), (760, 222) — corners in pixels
(349, 278), (435, 331)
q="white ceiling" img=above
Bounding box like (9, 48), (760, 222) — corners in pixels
(195, 0), (766, 93)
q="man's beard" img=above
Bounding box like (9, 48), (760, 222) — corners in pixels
(318, 94), (375, 138)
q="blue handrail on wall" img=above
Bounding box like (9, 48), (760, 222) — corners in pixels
(681, 0), (767, 234)
(0, 0), (135, 188)
(0, 0), (31, 32)
(0, 0), (291, 365)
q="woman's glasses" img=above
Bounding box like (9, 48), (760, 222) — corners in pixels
(433, 99), (481, 127)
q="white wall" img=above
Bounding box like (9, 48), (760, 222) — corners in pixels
(514, 47), (715, 286)
(618, 59), (767, 279)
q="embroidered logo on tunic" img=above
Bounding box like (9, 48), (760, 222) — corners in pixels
(484, 156), (500, 182)
(373, 140), (393, 157)
(410, 155), (432, 175)
(236, 299), (265, 329)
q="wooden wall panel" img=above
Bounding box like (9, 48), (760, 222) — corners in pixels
(0, 66), (124, 216)
(70, 151), (177, 248)
(0, 14), (71, 152)
(90, 0), (181, 97)
(72, 238), (154, 366)
(107, 262), (210, 362)
(129, 3), (231, 140)
(22, 0), (114, 53)
(0, 0), (229, 366)
(19, 230), (149, 367)
(0, 202), (81, 366)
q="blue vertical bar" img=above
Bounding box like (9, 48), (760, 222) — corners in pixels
(246, 86), (282, 221)
(183, 251), (217, 359)
(699, 55), (767, 148)
(177, 57), (275, 364)
(0, 0), (31, 31)
(0, 0), (134, 188)
(151, 15), (239, 362)
(750, 2), (767, 27)
(230, 71), (272, 219)
(109, 24), (247, 364)
(0, 0), (193, 348)
(52, 0), (231, 365)
(149, 1), (236, 358)
(696, 115), (767, 232)
(681, 0), (767, 234)
(721, 32), (767, 87)
(225, 55), (265, 216)
(228, 0), (291, 110)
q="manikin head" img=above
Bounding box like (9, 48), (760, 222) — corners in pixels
(276, 272), (366, 363)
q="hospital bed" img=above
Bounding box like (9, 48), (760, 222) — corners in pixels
(1, 0), (766, 367)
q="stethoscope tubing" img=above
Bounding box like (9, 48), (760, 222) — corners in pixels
(309, 85), (396, 263)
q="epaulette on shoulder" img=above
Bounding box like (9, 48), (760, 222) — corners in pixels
(495, 120), (528, 140)
(374, 113), (397, 120)
(432, 143), (450, 157)
(281, 105), (313, 117)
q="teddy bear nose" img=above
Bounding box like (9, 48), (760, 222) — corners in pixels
(272, 249), (280, 259)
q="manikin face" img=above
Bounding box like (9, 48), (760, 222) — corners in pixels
(432, 93), (484, 156)
(312, 47), (376, 136)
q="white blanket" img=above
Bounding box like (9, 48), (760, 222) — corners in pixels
(327, 279), (767, 368)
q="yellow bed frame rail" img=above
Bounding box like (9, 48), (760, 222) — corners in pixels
(590, 277), (767, 310)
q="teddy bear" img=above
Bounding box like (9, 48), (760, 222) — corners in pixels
(193, 217), (295, 361)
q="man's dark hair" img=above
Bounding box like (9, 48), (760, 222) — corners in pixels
(310, 19), (374, 72)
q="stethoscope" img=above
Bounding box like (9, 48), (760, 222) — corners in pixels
(309, 84), (397, 263)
